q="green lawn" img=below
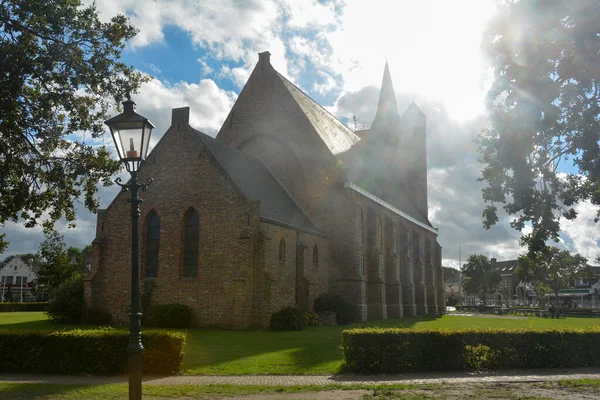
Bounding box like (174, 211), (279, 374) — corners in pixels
(2, 312), (600, 375)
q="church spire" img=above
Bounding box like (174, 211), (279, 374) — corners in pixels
(373, 60), (399, 125)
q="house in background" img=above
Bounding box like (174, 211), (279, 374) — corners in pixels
(0, 255), (40, 302)
(443, 269), (461, 305)
(491, 258), (520, 303)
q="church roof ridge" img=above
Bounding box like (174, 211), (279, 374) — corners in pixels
(275, 72), (361, 155)
(189, 128), (323, 235)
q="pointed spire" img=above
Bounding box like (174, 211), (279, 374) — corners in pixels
(404, 99), (425, 117)
(373, 60), (399, 126)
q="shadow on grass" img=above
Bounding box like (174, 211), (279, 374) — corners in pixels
(183, 315), (443, 375)
(0, 383), (126, 400)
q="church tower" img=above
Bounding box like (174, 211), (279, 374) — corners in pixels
(402, 101), (428, 219)
(371, 60), (401, 135)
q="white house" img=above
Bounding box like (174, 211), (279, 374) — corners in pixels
(0, 255), (39, 302)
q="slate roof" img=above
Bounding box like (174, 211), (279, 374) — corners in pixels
(276, 73), (361, 155)
(492, 259), (518, 275)
(190, 129), (322, 234)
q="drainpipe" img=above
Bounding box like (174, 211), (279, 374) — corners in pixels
(295, 229), (300, 307)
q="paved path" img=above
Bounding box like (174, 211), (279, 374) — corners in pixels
(1, 368), (599, 386)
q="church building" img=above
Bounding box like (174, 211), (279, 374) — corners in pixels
(85, 51), (445, 328)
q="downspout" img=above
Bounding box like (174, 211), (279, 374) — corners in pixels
(295, 229), (300, 307)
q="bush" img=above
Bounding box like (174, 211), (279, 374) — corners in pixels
(341, 327), (600, 373)
(270, 307), (306, 331)
(313, 293), (357, 325)
(83, 307), (112, 325)
(46, 274), (84, 324)
(0, 302), (47, 312)
(145, 303), (194, 329)
(303, 311), (322, 327)
(0, 328), (185, 375)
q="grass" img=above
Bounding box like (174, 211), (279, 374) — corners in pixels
(2, 312), (600, 375)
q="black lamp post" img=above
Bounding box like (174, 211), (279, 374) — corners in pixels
(105, 96), (155, 400)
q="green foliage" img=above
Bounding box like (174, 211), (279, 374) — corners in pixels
(313, 293), (357, 325)
(145, 303), (194, 329)
(461, 255), (501, 304)
(303, 311), (322, 327)
(0, 328), (185, 375)
(38, 231), (90, 292)
(0, 302), (47, 312)
(517, 247), (588, 301)
(0, 0), (150, 252)
(46, 273), (84, 324)
(464, 344), (501, 371)
(342, 327), (600, 373)
(270, 307), (306, 331)
(478, 0), (600, 252)
(83, 307), (112, 326)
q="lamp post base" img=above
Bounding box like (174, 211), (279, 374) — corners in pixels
(129, 351), (143, 400)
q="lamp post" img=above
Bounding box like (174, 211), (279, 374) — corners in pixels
(105, 96), (155, 400)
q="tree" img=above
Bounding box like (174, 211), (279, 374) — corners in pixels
(0, 0), (150, 252)
(478, 0), (600, 252)
(37, 231), (89, 292)
(516, 247), (588, 304)
(461, 254), (501, 305)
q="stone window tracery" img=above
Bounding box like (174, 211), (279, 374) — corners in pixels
(313, 245), (319, 270)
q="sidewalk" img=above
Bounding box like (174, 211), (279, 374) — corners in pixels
(1, 368), (599, 386)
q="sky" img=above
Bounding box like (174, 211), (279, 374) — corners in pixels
(2, 0), (598, 268)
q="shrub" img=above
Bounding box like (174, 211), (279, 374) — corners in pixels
(270, 307), (306, 331)
(0, 328), (185, 375)
(83, 307), (112, 325)
(313, 293), (357, 325)
(303, 311), (322, 327)
(0, 302), (47, 312)
(46, 274), (84, 324)
(145, 303), (194, 329)
(341, 327), (600, 373)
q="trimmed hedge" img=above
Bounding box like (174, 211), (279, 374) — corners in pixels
(342, 327), (600, 373)
(145, 303), (194, 329)
(270, 307), (306, 331)
(0, 302), (48, 312)
(0, 328), (186, 375)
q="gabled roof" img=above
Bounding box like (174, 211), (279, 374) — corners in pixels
(276, 73), (360, 155)
(190, 129), (322, 235)
(492, 259), (518, 275)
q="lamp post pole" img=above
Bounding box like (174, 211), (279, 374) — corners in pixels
(105, 96), (155, 400)
(128, 170), (143, 399)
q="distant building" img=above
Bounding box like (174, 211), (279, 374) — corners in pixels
(491, 258), (520, 303)
(443, 269), (461, 305)
(0, 255), (39, 302)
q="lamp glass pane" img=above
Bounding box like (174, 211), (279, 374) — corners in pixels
(113, 122), (144, 160)
(141, 121), (153, 160)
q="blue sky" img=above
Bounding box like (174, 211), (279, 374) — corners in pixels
(1, 0), (598, 266)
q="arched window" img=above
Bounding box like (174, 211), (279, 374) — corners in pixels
(393, 224), (399, 255)
(146, 211), (160, 278)
(413, 231), (420, 262)
(278, 238), (286, 266)
(183, 208), (199, 277)
(376, 215), (383, 250)
(357, 207), (365, 276)
(313, 245), (319, 269)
